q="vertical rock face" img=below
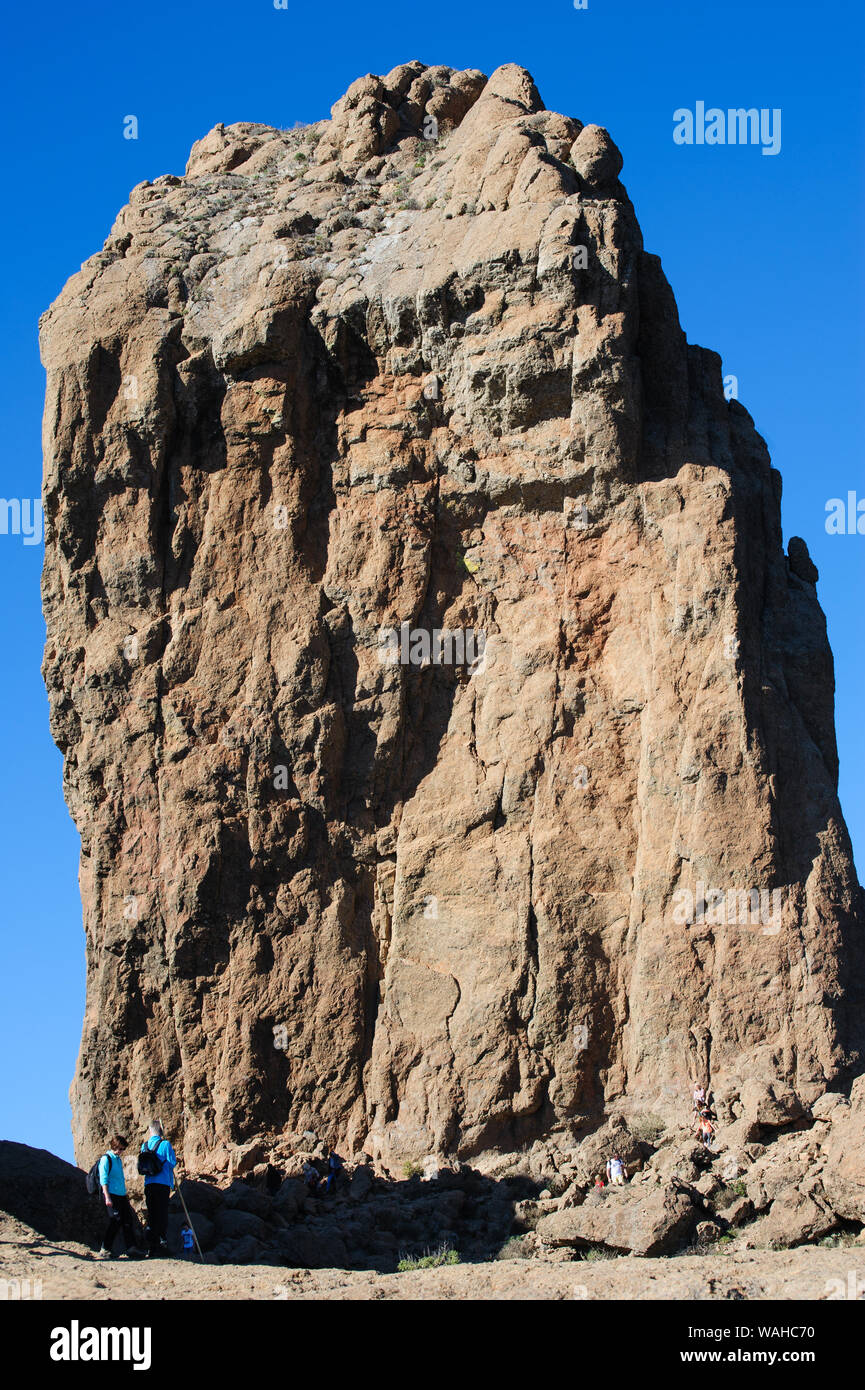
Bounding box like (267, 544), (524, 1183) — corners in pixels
(41, 62), (864, 1173)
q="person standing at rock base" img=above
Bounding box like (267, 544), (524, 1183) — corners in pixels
(180, 1223), (196, 1260)
(97, 1137), (143, 1260)
(139, 1120), (177, 1257)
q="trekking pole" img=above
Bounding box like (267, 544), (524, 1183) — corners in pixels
(175, 1171), (205, 1262)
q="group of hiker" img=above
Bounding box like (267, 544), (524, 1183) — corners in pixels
(593, 1083), (718, 1188)
(593, 1153), (627, 1188)
(93, 1088), (719, 1258)
(93, 1124), (351, 1260)
(692, 1083), (716, 1149)
(302, 1148), (345, 1196)
(92, 1121), (183, 1261)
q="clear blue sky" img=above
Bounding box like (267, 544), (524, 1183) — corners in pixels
(1, 0), (862, 1164)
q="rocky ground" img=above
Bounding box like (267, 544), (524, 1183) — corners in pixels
(3, 1074), (864, 1299)
(2, 1212), (862, 1301)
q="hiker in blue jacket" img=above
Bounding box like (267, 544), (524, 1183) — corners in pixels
(97, 1136), (143, 1260)
(325, 1148), (345, 1195)
(140, 1120), (177, 1257)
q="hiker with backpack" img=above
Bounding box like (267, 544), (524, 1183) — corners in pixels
(325, 1148), (345, 1195)
(92, 1136), (144, 1261)
(139, 1120), (177, 1257)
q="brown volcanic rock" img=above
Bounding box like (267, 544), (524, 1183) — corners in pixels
(40, 62), (865, 1176)
(819, 1076), (865, 1222)
(536, 1184), (696, 1256)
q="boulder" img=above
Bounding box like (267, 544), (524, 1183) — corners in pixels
(696, 1220), (720, 1244)
(748, 1192), (838, 1249)
(0, 1141), (105, 1247)
(176, 1178), (224, 1218)
(536, 1185), (696, 1256)
(222, 1179), (273, 1218)
(810, 1092), (847, 1122)
(717, 1195), (753, 1228)
(744, 1130), (823, 1212)
(213, 1234), (268, 1265)
(820, 1078), (865, 1221)
(273, 1177), (306, 1219)
(738, 1080), (806, 1131)
(569, 124), (623, 187)
(214, 1208), (269, 1242)
(349, 1165), (375, 1201)
(645, 1136), (705, 1186)
(278, 1226), (349, 1269)
(229, 1141), (267, 1177)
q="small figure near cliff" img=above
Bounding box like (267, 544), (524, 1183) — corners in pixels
(692, 1083), (706, 1112)
(325, 1148), (345, 1195)
(606, 1154), (626, 1185)
(302, 1160), (320, 1196)
(138, 1120), (177, 1257)
(696, 1112), (715, 1149)
(180, 1223), (196, 1260)
(96, 1136), (143, 1260)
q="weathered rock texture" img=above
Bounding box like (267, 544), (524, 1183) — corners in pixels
(41, 61), (865, 1174)
(0, 1142), (103, 1246)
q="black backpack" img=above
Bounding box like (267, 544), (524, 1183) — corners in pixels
(86, 1152), (111, 1196)
(137, 1140), (164, 1177)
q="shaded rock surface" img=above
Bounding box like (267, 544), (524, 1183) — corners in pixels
(39, 60), (865, 1178)
(0, 1141), (104, 1246)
